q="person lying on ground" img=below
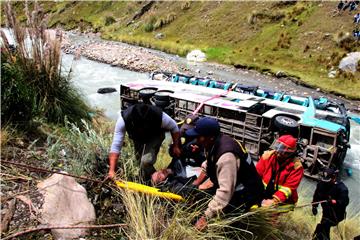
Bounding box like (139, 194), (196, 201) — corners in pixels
(151, 138), (208, 195)
(184, 117), (263, 231)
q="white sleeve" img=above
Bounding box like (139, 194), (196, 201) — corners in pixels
(110, 116), (126, 154)
(161, 112), (179, 133)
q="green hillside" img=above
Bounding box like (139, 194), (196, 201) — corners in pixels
(8, 1), (360, 99)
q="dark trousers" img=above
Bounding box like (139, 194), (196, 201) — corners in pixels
(313, 218), (338, 240)
(133, 132), (165, 181)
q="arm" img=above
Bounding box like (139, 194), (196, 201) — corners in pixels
(256, 157), (265, 178)
(108, 116), (126, 178)
(256, 150), (275, 178)
(193, 160), (207, 186)
(161, 112), (181, 157)
(334, 183), (349, 207)
(312, 183), (321, 208)
(204, 153), (239, 218)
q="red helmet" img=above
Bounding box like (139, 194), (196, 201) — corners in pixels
(271, 135), (297, 154)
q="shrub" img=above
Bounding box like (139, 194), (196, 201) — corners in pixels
(1, 53), (37, 124)
(166, 12), (177, 24)
(46, 118), (113, 176)
(181, 1), (191, 10)
(153, 18), (164, 30)
(104, 16), (116, 26)
(144, 23), (154, 32)
(277, 32), (292, 49)
(1, 2), (92, 127)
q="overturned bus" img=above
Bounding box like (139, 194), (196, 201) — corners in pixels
(119, 72), (351, 180)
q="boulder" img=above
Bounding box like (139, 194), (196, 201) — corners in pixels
(328, 70), (337, 78)
(339, 52), (360, 73)
(37, 174), (96, 240)
(275, 71), (287, 78)
(154, 32), (165, 39)
(186, 49), (207, 62)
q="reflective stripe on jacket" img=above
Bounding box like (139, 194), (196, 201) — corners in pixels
(256, 150), (304, 204)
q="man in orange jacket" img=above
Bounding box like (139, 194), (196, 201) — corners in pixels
(256, 135), (304, 208)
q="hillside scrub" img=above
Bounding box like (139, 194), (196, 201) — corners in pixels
(1, 2), (92, 128)
(28, 1), (360, 99)
(2, 118), (359, 239)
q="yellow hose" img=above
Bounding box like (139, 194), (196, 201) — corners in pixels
(115, 180), (184, 201)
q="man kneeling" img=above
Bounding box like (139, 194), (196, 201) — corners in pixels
(184, 117), (263, 231)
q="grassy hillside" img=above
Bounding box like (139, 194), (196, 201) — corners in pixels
(7, 1), (359, 99)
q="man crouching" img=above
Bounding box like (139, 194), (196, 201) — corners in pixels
(185, 117), (263, 231)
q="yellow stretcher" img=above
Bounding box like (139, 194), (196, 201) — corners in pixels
(115, 180), (185, 202)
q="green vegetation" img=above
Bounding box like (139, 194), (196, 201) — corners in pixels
(21, 1), (360, 99)
(1, 3), (92, 128)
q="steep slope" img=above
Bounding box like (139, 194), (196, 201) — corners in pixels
(6, 1), (359, 99)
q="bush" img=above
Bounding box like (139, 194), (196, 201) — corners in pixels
(46, 118), (113, 176)
(144, 15), (157, 32)
(1, 2), (92, 127)
(144, 23), (154, 32)
(277, 32), (292, 49)
(104, 16), (116, 26)
(1, 54), (36, 124)
(181, 1), (191, 10)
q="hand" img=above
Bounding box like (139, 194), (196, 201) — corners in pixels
(198, 179), (214, 190)
(261, 199), (275, 207)
(195, 216), (208, 231)
(312, 206), (318, 216)
(190, 144), (199, 153)
(329, 199), (336, 205)
(108, 170), (116, 179)
(172, 145), (182, 158)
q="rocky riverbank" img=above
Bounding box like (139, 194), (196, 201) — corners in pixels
(61, 32), (179, 73)
(60, 31), (360, 113)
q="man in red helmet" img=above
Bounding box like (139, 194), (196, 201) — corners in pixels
(256, 135), (304, 208)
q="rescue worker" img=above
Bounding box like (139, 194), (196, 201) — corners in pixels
(312, 168), (349, 240)
(256, 135), (304, 209)
(185, 117), (263, 231)
(108, 103), (181, 181)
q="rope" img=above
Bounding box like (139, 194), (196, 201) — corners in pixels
(192, 83), (238, 115)
(2, 223), (127, 240)
(295, 200), (328, 208)
(1, 160), (102, 183)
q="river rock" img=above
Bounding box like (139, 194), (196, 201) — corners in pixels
(339, 52), (360, 73)
(275, 71), (286, 78)
(37, 173), (96, 240)
(97, 87), (117, 94)
(186, 50), (207, 62)
(328, 70), (337, 78)
(155, 32), (165, 39)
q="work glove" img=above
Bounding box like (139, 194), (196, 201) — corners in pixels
(312, 206), (318, 216)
